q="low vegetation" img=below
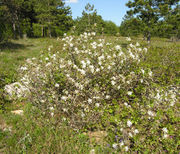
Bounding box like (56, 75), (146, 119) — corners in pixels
(0, 34), (179, 153)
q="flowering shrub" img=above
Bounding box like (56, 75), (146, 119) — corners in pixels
(6, 32), (179, 152)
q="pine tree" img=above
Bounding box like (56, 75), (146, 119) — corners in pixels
(34, 0), (72, 37)
(126, 0), (179, 42)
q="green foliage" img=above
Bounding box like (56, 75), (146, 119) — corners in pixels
(120, 15), (143, 37)
(34, 0), (73, 37)
(74, 3), (104, 35)
(33, 23), (42, 37)
(74, 3), (119, 36)
(123, 0), (180, 40)
(103, 21), (119, 35)
(0, 0), (73, 39)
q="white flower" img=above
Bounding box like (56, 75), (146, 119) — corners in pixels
(148, 71), (153, 77)
(70, 43), (73, 47)
(96, 68), (100, 72)
(119, 141), (124, 147)
(115, 45), (121, 50)
(98, 61), (102, 66)
(129, 132), (133, 137)
(156, 93), (160, 99)
(45, 57), (49, 61)
(55, 83), (59, 88)
(141, 69), (145, 74)
(20, 66), (28, 71)
(41, 99), (45, 103)
(107, 55), (111, 59)
(46, 62), (51, 67)
(148, 110), (155, 116)
(91, 32), (96, 36)
(127, 91), (133, 96)
(136, 42), (140, 46)
(95, 103), (100, 107)
(144, 47), (147, 52)
(163, 134), (168, 138)
(98, 43), (103, 47)
(86, 60), (91, 65)
(80, 69), (86, 75)
(162, 128), (168, 133)
(127, 120), (132, 127)
(112, 143), (118, 149)
(126, 37), (131, 41)
(61, 96), (67, 101)
(118, 52), (123, 57)
(81, 113), (85, 117)
(51, 112), (54, 117)
(124, 146), (129, 151)
(49, 107), (54, 111)
(124, 102), (128, 106)
(88, 99), (92, 104)
(134, 129), (139, 134)
(105, 95), (110, 99)
(111, 80), (116, 86)
(107, 65), (111, 70)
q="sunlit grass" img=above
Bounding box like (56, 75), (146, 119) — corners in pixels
(0, 36), (179, 153)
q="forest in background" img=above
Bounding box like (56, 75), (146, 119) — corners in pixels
(0, 0), (179, 41)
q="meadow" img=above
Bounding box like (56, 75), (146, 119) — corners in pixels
(0, 35), (179, 153)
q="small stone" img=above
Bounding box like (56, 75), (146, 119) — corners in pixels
(89, 149), (95, 154)
(11, 110), (24, 115)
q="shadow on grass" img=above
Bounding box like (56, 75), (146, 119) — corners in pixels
(0, 41), (34, 53)
(121, 43), (128, 48)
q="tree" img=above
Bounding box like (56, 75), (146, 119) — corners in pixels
(34, 0), (72, 37)
(164, 3), (180, 39)
(0, 0), (25, 38)
(103, 21), (119, 35)
(120, 14), (143, 37)
(126, 0), (179, 42)
(74, 3), (106, 35)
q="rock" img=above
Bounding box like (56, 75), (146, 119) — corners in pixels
(11, 110), (24, 115)
(4, 82), (30, 100)
(87, 131), (107, 144)
(89, 149), (95, 154)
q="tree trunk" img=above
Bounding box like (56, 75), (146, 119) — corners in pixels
(14, 10), (22, 38)
(42, 25), (44, 37)
(12, 22), (16, 39)
(147, 32), (151, 44)
(49, 25), (52, 38)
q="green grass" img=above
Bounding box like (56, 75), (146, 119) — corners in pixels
(0, 38), (60, 76)
(0, 38), (61, 110)
(0, 36), (179, 153)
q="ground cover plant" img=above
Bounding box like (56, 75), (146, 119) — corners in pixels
(1, 33), (179, 153)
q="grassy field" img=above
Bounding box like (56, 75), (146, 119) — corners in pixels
(0, 36), (179, 153)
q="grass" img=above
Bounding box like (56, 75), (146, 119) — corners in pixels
(0, 36), (179, 153)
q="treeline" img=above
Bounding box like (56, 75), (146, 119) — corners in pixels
(0, 1), (119, 42)
(73, 3), (119, 35)
(120, 0), (180, 41)
(0, 0), (180, 42)
(0, 0), (73, 41)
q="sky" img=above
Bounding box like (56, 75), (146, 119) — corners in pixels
(65, 0), (130, 26)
